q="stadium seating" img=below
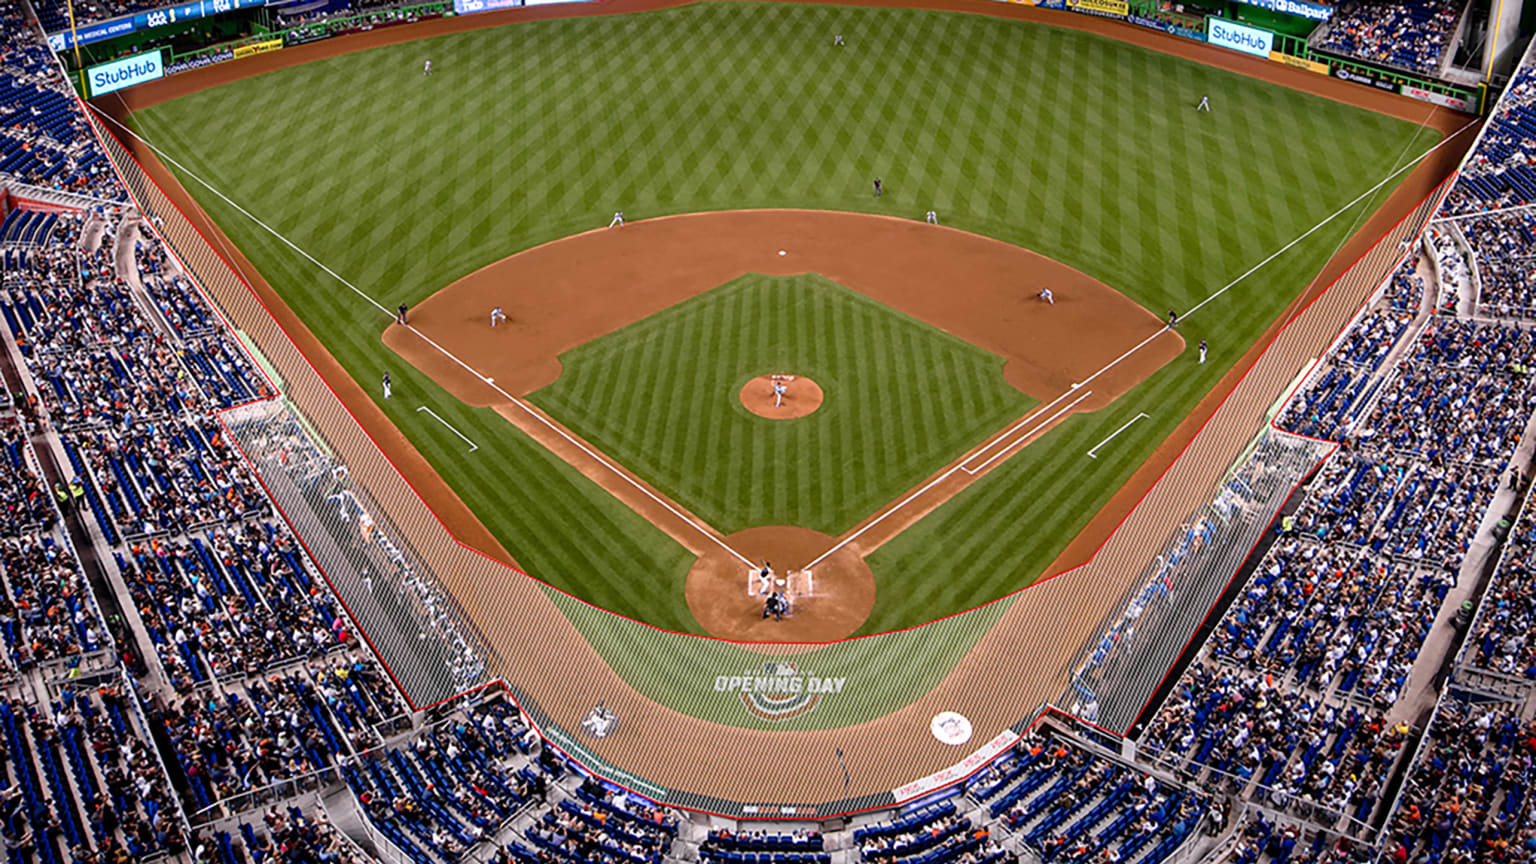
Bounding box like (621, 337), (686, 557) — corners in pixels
(1316, 0), (1462, 74)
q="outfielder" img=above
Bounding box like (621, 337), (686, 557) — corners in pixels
(609, 211), (624, 228)
(490, 306), (506, 327)
(1197, 95), (1210, 111)
(834, 33), (844, 46)
(381, 372), (392, 399)
(424, 59), (432, 76)
(773, 379), (788, 407)
(925, 210), (938, 225)
(1199, 338), (1208, 364)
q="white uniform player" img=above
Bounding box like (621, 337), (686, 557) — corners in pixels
(773, 380), (788, 407)
(1039, 287), (1054, 305)
(1197, 95), (1210, 111)
(424, 59), (432, 76)
(490, 306), (505, 327)
(609, 211), (624, 228)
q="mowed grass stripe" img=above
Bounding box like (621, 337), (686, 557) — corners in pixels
(133, 2), (1438, 632)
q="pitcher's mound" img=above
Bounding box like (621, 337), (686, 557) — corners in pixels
(686, 526), (874, 643)
(740, 375), (823, 419)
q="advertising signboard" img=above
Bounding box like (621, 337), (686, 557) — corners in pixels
(1206, 19), (1273, 57)
(86, 49), (163, 96)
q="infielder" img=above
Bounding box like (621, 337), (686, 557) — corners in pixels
(1197, 95), (1210, 111)
(1039, 287), (1054, 305)
(1199, 338), (1208, 364)
(381, 372), (392, 399)
(490, 306), (506, 327)
(925, 210), (938, 225)
(424, 59), (432, 76)
(773, 379), (788, 407)
(609, 211), (624, 228)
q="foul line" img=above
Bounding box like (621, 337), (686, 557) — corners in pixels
(1087, 413), (1148, 459)
(416, 406), (478, 452)
(96, 108), (754, 569)
(962, 388), (1094, 476)
(1178, 115), (1480, 325)
(805, 387), (1093, 570)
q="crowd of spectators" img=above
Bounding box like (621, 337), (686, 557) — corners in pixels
(1382, 699), (1536, 863)
(1446, 62), (1536, 216)
(1467, 506), (1536, 678)
(194, 805), (364, 864)
(1316, 0), (1463, 75)
(0, 1), (123, 199)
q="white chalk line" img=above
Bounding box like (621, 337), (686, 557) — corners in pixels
(97, 108), (753, 568)
(963, 388), (1095, 476)
(1179, 115), (1479, 323)
(805, 387), (1095, 570)
(1087, 413), (1149, 459)
(416, 406), (478, 452)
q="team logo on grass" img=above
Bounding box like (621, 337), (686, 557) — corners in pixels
(714, 662), (847, 722)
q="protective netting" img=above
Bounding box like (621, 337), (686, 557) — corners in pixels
(221, 399), (490, 705)
(1063, 428), (1334, 732)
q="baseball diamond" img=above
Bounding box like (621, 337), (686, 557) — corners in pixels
(61, 0), (1493, 835)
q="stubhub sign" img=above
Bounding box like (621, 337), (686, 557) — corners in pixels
(1206, 19), (1273, 57)
(87, 50), (163, 96)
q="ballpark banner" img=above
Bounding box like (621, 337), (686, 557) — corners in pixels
(1231, 0), (1330, 20)
(1066, 0), (1128, 18)
(1128, 14), (1205, 41)
(1206, 19), (1273, 57)
(86, 49), (164, 97)
(1268, 51), (1328, 74)
(166, 47), (233, 75)
(1333, 65), (1397, 92)
(890, 730), (1020, 801)
(232, 38), (283, 59)
(1401, 84), (1474, 113)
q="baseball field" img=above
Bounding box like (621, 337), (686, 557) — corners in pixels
(116, 0), (1450, 638)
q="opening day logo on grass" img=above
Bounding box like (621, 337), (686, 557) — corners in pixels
(715, 662), (848, 722)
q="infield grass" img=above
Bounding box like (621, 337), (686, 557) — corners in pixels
(529, 273), (1035, 535)
(129, 1), (1441, 633)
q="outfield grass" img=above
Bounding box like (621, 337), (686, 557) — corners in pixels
(529, 273), (1035, 535)
(130, 1), (1440, 633)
